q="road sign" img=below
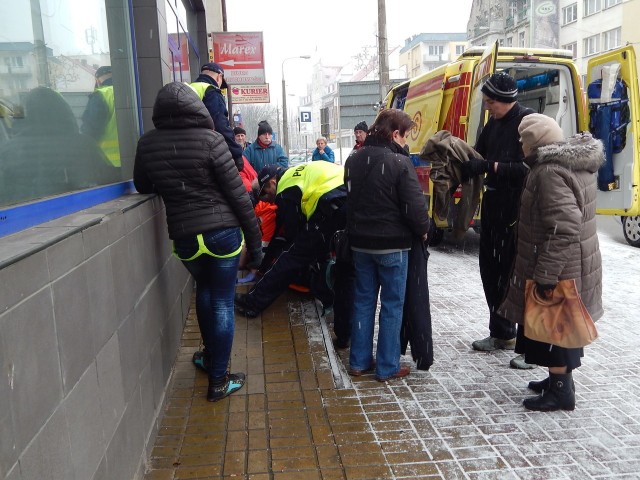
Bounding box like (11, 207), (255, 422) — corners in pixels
(211, 32), (265, 85)
(299, 107), (312, 134)
(230, 84), (270, 104)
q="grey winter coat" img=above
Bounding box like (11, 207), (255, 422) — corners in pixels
(498, 132), (605, 324)
(133, 82), (262, 262)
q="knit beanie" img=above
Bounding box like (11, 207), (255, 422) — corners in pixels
(354, 121), (368, 133)
(481, 72), (518, 103)
(233, 126), (246, 135)
(518, 113), (564, 150)
(257, 121), (273, 136)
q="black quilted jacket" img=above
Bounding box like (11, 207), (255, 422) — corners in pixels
(133, 82), (261, 257)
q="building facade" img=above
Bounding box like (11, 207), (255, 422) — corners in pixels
(0, 1), (222, 479)
(398, 33), (468, 78)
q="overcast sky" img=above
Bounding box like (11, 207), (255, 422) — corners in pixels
(225, 0), (473, 101)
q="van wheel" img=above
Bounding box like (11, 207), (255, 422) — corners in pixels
(427, 223), (444, 246)
(622, 216), (640, 247)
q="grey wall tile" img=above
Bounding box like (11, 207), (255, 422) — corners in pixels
(96, 335), (125, 444)
(90, 457), (107, 480)
(0, 250), (49, 313)
(52, 266), (95, 394)
(18, 407), (74, 480)
(149, 338), (166, 410)
(105, 387), (144, 480)
(64, 364), (105, 480)
(3, 289), (63, 453)
(82, 220), (111, 260)
(4, 463), (22, 480)
(138, 362), (156, 441)
(86, 250), (119, 351)
(46, 234), (84, 282)
(117, 312), (140, 402)
(109, 236), (136, 320)
(104, 211), (127, 244)
(0, 318), (18, 477)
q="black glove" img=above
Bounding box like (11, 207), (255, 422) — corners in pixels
(245, 247), (265, 271)
(535, 282), (556, 299)
(462, 157), (491, 178)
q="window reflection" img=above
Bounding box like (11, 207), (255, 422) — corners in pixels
(0, 0), (127, 207)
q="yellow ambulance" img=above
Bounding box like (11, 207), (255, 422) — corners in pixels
(382, 42), (640, 246)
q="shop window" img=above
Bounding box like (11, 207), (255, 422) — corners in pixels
(0, 0), (138, 210)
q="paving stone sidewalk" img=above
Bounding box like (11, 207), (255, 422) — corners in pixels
(144, 231), (640, 479)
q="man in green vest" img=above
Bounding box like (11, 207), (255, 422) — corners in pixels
(235, 161), (349, 318)
(81, 66), (120, 167)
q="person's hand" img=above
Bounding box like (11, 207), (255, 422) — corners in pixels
(462, 157), (491, 179)
(246, 248), (264, 271)
(535, 283), (556, 299)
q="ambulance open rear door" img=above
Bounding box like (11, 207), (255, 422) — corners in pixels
(587, 46), (640, 246)
(465, 41), (498, 147)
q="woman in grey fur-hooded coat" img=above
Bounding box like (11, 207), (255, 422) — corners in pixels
(498, 113), (604, 412)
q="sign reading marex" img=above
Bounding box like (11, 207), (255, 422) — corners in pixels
(299, 107), (313, 134)
(211, 32), (265, 85)
(230, 84), (270, 104)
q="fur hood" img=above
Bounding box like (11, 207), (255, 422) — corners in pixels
(532, 132), (605, 174)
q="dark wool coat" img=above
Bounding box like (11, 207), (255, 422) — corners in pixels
(498, 132), (605, 324)
(344, 137), (430, 250)
(133, 82), (262, 259)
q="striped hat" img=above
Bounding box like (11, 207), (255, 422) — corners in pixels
(481, 73), (518, 103)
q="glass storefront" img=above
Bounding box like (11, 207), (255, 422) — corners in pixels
(0, 0), (139, 207)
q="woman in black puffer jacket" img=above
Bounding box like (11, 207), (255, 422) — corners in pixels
(134, 82), (263, 402)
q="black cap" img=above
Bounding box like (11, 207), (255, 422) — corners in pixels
(201, 62), (228, 88)
(233, 126), (246, 135)
(354, 121), (368, 133)
(481, 72), (518, 103)
(257, 165), (283, 197)
(95, 66), (112, 78)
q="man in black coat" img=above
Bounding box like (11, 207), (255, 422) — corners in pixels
(461, 72), (536, 370)
(191, 63), (244, 170)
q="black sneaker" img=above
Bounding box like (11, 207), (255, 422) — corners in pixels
(207, 372), (246, 402)
(192, 350), (207, 373)
(234, 293), (260, 318)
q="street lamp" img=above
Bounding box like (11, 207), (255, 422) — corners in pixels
(282, 55), (310, 158)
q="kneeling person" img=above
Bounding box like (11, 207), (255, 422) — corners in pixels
(235, 161), (347, 317)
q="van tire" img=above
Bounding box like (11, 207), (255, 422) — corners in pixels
(622, 215), (640, 247)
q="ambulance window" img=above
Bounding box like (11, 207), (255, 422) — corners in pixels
(504, 64), (577, 136)
(392, 86), (409, 110)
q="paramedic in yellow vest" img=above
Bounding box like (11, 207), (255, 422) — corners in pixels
(81, 66), (120, 167)
(235, 161), (348, 318)
(191, 62), (244, 170)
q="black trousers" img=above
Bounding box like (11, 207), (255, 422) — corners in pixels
(332, 260), (355, 342)
(479, 189), (519, 340)
(247, 202), (347, 313)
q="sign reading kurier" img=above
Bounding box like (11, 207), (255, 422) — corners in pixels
(230, 84), (270, 104)
(211, 32), (265, 85)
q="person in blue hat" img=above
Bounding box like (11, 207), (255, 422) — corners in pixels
(191, 62), (244, 170)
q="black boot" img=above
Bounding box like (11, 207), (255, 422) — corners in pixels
(523, 372), (575, 411)
(528, 376), (575, 393)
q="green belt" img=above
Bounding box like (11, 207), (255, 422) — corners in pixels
(173, 232), (243, 262)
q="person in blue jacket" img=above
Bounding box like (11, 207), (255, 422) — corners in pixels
(243, 121), (288, 172)
(312, 136), (335, 162)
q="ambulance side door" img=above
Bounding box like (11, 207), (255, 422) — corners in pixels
(587, 45), (640, 216)
(465, 41), (498, 147)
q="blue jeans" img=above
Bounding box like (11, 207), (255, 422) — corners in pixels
(349, 250), (408, 379)
(173, 227), (241, 380)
